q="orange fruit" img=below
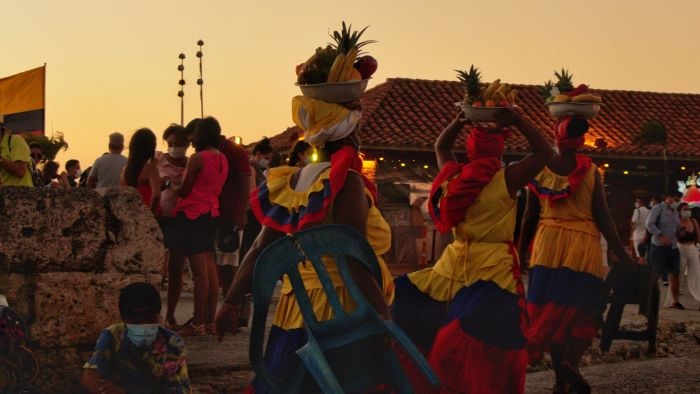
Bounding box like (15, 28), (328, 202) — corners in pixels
(485, 100), (496, 107)
(472, 101), (483, 107)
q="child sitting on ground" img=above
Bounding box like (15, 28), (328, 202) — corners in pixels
(81, 282), (191, 393)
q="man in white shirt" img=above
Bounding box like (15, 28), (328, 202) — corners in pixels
(630, 197), (650, 258)
(87, 133), (127, 189)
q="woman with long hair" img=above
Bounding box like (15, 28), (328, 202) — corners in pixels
(288, 140), (313, 168)
(120, 128), (160, 214)
(391, 109), (552, 393)
(215, 97), (393, 393)
(168, 117), (228, 336)
(519, 116), (636, 393)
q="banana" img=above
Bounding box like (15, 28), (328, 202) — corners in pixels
(327, 53), (346, 82)
(495, 83), (509, 96)
(338, 48), (358, 82)
(482, 79), (501, 101)
(508, 89), (519, 105)
(554, 94), (571, 102)
(494, 90), (508, 103)
(571, 93), (602, 103)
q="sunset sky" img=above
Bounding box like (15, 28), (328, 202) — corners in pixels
(2, 0), (699, 168)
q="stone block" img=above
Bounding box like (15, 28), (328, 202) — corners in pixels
(30, 272), (156, 347)
(102, 188), (164, 273)
(0, 187), (107, 273)
(0, 273), (33, 321)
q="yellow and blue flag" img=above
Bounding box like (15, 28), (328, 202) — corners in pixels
(0, 66), (45, 135)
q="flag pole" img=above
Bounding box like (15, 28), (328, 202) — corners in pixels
(196, 40), (204, 118)
(178, 53), (186, 126)
(43, 63), (46, 136)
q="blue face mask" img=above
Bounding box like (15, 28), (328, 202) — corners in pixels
(126, 324), (159, 348)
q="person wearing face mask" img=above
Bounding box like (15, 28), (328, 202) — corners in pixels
(646, 191), (683, 309)
(676, 203), (700, 309)
(155, 124), (190, 329)
(81, 282), (190, 393)
(288, 140), (313, 168)
(631, 197), (650, 260)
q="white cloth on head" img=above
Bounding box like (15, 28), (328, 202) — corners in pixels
(292, 95), (360, 147)
(302, 109), (360, 147)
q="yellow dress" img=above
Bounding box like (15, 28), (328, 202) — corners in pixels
(247, 157), (394, 393)
(392, 168), (528, 393)
(526, 164), (606, 355)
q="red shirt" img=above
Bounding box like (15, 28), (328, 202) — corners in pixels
(218, 136), (252, 224)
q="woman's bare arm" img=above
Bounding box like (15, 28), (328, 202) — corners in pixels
(518, 189), (541, 264)
(592, 171), (635, 266)
(500, 109), (554, 199)
(173, 153), (202, 198)
(435, 111), (470, 170)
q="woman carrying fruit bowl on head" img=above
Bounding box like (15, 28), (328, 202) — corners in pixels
(214, 96), (394, 393)
(391, 99), (553, 392)
(518, 115), (637, 393)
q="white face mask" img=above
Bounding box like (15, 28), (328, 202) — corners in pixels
(302, 155), (312, 165)
(681, 211), (692, 219)
(74, 169), (83, 178)
(258, 158), (270, 168)
(168, 146), (187, 159)
(126, 323), (159, 348)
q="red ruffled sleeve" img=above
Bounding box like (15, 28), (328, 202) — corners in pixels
(428, 157), (502, 233)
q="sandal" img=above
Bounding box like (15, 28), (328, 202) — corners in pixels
(177, 319), (206, 336)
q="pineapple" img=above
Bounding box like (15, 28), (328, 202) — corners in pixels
(326, 22), (376, 82)
(554, 68), (574, 93)
(456, 65), (482, 105)
(330, 21), (376, 55)
(540, 80), (555, 100)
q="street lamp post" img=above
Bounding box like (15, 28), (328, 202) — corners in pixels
(196, 40), (204, 118)
(178, 53), (186, 126)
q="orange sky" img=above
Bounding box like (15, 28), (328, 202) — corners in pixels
(2, 0), (699, 169)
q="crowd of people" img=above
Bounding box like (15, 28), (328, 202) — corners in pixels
(2, 104), (699, 392)
(629, 192), (700, 310)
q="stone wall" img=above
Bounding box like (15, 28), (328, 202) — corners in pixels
(0, 187), (164, 392)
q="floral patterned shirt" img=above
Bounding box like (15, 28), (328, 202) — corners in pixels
(83, 323), (190, 393)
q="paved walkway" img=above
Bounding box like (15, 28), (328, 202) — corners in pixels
(165, 273), (700, 393)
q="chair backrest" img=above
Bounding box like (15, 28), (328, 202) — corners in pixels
(249, 225), (385, 391)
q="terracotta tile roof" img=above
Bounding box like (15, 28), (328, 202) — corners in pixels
(262, 78), (700, 159)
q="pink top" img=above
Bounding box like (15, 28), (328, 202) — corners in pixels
(155, 151), (187, 217)
(174, 150), (228, 220)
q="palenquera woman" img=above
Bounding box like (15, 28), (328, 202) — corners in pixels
(518, 116), (636, 393)
(214, 96), (394, 393)
(392, 108), (552, 393)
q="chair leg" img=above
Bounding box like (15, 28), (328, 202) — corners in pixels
(600, 302), (624, 352)
(647, 284), (660, 354)
(382, 350), (416, 394)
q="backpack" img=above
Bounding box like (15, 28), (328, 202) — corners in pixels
(8, 134), (44, 187)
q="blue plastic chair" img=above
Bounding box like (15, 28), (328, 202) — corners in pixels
(249, 224), (440, 394)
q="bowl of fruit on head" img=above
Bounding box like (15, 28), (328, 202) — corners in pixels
(542, 69), (603, 119)
(295, 22), (378, 104)
(455, 66), (519, 122)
